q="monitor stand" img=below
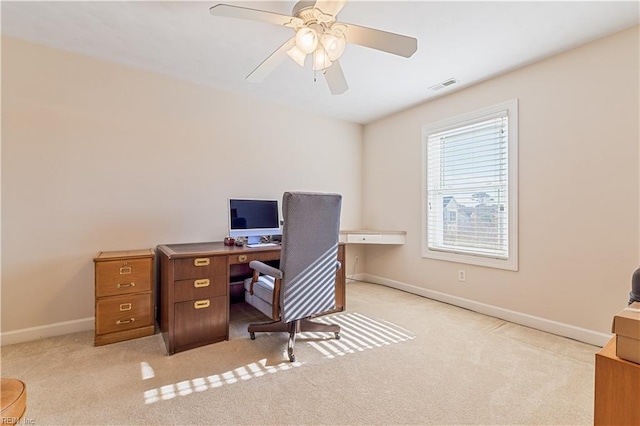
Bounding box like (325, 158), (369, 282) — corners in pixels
(247, 236), (262, 245)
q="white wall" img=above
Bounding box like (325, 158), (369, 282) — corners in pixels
(1, 36), (363, 340)
(361, 26), (639, 344)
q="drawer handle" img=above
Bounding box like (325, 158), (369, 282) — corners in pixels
(116, 318), (135, 325)
(238, 255), (247, 262)
(194, 279), (210, 288)
(117, 282), (135, 289)
(119, 266), (132, 275)
(194, 300), (210, 309)
(120, 303), (132, 311)
(194, 258), (210, 267)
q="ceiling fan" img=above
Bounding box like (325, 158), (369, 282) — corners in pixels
(209, 0), (418, 95)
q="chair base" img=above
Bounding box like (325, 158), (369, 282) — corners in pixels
(248, 318), (341, 362)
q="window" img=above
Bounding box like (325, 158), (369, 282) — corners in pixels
(422, 99), (518, 270)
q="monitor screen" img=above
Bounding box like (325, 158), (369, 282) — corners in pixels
(228, 198), (281, 241)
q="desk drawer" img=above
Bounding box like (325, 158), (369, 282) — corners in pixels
(96, 258), (152, 297)
(228, 250), (281, 265)
(346, 233), (383, 244)
(96, 293), (152, 335)
(174, 297), (227, 349)
(174, 275), (227, 303)
(174, 256), (226, 280)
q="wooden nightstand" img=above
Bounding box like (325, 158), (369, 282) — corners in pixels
(93, 249), (155, 346)
(594, 336), (640, 425)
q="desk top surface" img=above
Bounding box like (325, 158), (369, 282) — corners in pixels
(157, 241), (281, 259)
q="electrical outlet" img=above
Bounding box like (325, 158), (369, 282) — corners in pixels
(458, 269), (466, 282)
(354, 255), (359, 263)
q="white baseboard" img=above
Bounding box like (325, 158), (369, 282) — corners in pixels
(355, 273), (612, 347)
(1, 317), (94, 346)
(3, 275), (612, 348)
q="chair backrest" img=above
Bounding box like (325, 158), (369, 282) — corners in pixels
(279, 192), (342, 323)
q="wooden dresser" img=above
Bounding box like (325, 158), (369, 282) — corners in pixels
(157, 242), (345, 355)
(93, 249), (155, 346)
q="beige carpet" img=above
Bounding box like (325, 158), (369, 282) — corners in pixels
(1, 282), (599, 425)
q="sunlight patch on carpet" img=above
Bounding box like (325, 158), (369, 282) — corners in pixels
(307, 312), (415, 358)
(142, 313), (414, 404)
(143, 359), (301, 404)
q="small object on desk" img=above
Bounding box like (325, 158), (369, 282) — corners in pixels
(223, 237), (235, 246)
(630, 266), (640, 304)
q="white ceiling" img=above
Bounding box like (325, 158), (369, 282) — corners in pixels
(2, 1), (638, 124)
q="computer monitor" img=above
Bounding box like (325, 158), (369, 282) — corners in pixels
(228, 198), (281, 244)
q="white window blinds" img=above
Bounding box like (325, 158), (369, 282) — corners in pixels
(426, 112), (509, 259)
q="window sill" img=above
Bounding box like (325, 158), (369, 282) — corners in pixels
(422, 248), (518, 271)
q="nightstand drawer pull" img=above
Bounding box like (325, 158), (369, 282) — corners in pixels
(119, 266), (132, 275)
(194, 300), (210, 309)
(120, 303), (132, 311)
(194, 258), (210, 267)
(238, 255), (247, 262)
(117, 282), (135, 289)
(194, 279), (210, 288)
(116, 318), (135, 325)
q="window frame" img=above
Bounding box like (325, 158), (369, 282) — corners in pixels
(421, 99), (519, 271)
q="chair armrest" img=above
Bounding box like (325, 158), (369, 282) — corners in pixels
(249, 260), (283, 280)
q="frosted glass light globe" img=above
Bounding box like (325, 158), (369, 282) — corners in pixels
(295, 27), (318, 54)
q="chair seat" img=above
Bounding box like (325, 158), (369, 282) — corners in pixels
(244, 275), (275, 302)
(244, 276), (275, 318)
(1, 378), (26, 424)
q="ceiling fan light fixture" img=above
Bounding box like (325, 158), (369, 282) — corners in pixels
(313, 46), (333, 71)
(321, 32), (346, 61)
(286, 45), (307, 67)
(295, 27), (318, 54)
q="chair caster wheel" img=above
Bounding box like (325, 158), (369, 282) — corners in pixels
(250, 332), (256, 340)
(335, 332), (341, 340)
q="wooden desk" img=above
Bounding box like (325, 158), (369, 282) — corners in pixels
(157, 242), (346, 355)
(594, 336), (640, 425)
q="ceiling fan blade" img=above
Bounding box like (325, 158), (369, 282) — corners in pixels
(324, 60), (348, 95)
(209, 4), (294, 26)
(246, 37), (296, 83)
(313, 0), (347, 17)
(344, 24), (418, 58)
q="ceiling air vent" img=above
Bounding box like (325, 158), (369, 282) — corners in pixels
(428, 78), (459, 91)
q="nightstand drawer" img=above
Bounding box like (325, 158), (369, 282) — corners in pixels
(228, 250), (280, 265)
(96, 293), (152, 335)
(174, 275), (227, 303)
(174, 256), (226, 280)
(96, 258), (152, 297)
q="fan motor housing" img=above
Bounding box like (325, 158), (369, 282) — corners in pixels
(293, 1), (318, 22)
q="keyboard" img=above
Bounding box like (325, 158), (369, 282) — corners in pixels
(246, 243), (279, 248)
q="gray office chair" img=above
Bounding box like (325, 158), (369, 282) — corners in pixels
(244, 191), (342, 362)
